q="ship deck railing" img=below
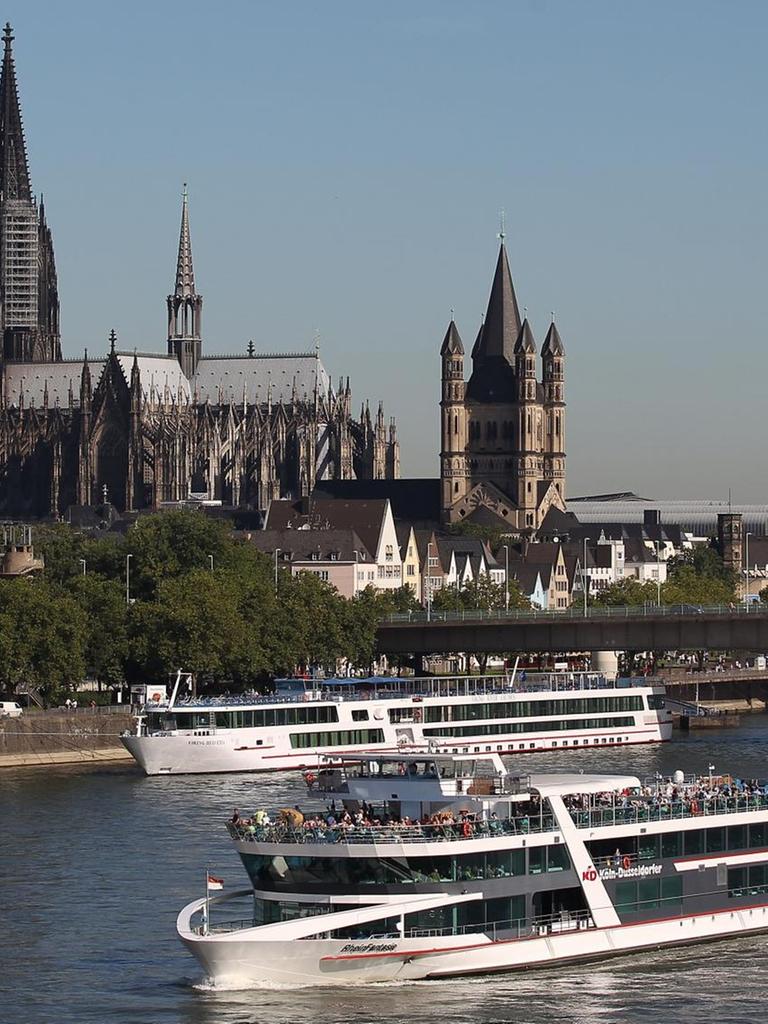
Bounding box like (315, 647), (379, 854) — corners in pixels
(143, 671), (656, 711)
(570, 794), (768, 828)
(199, 909), (595, 940)
(228, 814), (556, 846)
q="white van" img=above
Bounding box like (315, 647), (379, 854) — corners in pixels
(0, 701), (23, 718)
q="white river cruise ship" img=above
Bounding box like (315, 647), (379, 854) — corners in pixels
(121, 672), (671, 775)
(178, 753), (768, 985)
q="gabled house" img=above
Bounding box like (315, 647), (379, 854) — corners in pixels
(265, 497), (404, 593)
(245, 528), (373, 598)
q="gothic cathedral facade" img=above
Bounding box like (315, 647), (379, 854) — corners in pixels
(440, 238), (566, 532)
(0, 26), (399, 518)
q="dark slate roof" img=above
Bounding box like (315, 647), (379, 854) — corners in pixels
(436, 535), (500, 570)
(476, 243), (521, 364)
(312, 479), (442, 526)
(264, 497), (387, 562)
(440, 320), (464, 356)
(513, 318), (536, 355)
(537, 505), (581, 539)
(522, 541), (562, 566)
(246, 528), (373, 562)
(542, 321), (564, 357)
(466, 243), (521, 402)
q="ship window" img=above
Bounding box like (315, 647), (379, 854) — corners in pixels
(728, 824), (748, 851)
(637, 878), (660, 911)
(705, 827), (726, 854)
(660, 875), (682, 908)
(749, 864), (768, 891)
(749, 822), (767, 847)
(615, 881), (636, 914)
(728, 867), (747, 897)
(352, 709), (369, 722)
(638, 834), (659, 861)
(528, 848), (545, 875)
(661, 832), (682, 858)
(684, 830), (705, 856)
(547, 845), (570, 872)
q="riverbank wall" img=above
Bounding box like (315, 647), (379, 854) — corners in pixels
(0, 708), (133, 768)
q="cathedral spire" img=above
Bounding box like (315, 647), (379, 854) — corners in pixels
(0, 24), (31, 202)
(174, 184), (195, 297)
(167, 184), (203, 378)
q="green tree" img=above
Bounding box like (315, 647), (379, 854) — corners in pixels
(70, 576), (129, 688)
(590, 577), (659, 607)
(432, 575), (529, 612)
(0, 580), (87, 703)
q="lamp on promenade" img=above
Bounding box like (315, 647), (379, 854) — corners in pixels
(655, 539), (662, 606)
(502, 544), (509, 613)
(208, 554), (214, 572)
(125, 553), (133, 606)
(274, 548), (281, 593)
(79, 558), (86, 576)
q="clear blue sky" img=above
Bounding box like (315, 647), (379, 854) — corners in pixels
(10, 1), (768, 500)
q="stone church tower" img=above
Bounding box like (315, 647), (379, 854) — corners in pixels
(440, 235), (566, 532)
(0, 24), (60, 363)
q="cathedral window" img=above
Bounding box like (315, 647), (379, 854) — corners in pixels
(454, 414), (458, 435)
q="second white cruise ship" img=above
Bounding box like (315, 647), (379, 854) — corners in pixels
(121, 672), (672, 775)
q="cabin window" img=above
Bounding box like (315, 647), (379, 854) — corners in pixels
(661, 832), (682, 858)
(728, 825), (748, 851)
(706, 827), (726, 854)
(749, 822), (767, 847)
(351, 709), (369, 722)
(684, 830), (705, 856)
(660, 875), (682, 909)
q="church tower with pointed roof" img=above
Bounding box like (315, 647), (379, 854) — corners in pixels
(0, 23), (60, 362)
(167, 184), (203, 378)
(439, 234), (566, 531)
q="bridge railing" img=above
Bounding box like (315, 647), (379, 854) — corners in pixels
(383, 604), (768, 626)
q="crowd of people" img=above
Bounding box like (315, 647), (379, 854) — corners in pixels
(228, 797), (551, 844)
(565, 774), (768, 823)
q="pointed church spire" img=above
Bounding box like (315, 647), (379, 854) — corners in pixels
(514, 318), (536, 355)
(167, 184), (203, 378)
(475, 238), (521, 364)
(440, 316), (464, 356)
(0, 24), (31, 202)
(542, 319), (565, 357)
(174, 184), (195, 298)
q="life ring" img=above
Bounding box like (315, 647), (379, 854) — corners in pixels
(462, 821), (473, 838)
(303, 771), (316, 787)
(622, 856), (631, 870)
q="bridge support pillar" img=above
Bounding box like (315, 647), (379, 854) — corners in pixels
(591, 650), (619, 678)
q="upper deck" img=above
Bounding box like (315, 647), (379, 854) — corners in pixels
(143, 672), (662, 713)
(229, 756), (768, 850)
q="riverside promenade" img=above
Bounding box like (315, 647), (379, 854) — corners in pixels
(0, 707), (133, 768)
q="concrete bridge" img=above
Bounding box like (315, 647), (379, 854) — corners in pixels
(376, 605), (768, 656)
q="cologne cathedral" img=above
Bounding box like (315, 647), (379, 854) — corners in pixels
(0, 26), (399, 518)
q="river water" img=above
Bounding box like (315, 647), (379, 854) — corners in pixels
(3, 721), (768, 1024)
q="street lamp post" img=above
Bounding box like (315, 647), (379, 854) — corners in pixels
(79, 558), (86, 576)
(582, 537), (590, 617)
(745, 532), (753, 604)
(274, 548), (280, 593)
(208, 554), (214, 572)
(502, 544), (509, 613)
(125, 554), (133, 606)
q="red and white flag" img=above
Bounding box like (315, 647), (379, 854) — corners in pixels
(207, 874), (224, 891)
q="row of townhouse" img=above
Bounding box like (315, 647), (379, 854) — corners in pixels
(244, 496), (692, 610)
